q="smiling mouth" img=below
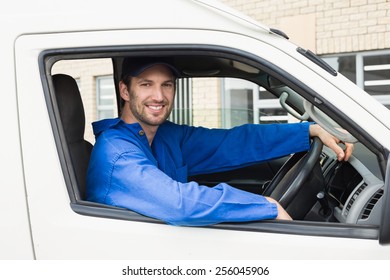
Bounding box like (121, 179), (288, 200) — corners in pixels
(147, 105), (164, 110)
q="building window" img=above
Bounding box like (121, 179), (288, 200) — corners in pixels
(169, 78), (193, 126)
(364, 55), (390, 97)
(322, 50), (390, 110)
(96, 75), (117, 119)
(222, 78), (288, 127)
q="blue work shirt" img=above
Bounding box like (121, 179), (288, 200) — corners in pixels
(86, 118), (310, 226)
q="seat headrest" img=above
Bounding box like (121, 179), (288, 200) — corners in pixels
(52, 74), (85, 143)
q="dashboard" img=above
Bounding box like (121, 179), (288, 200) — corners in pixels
(320, 144), (384, 225)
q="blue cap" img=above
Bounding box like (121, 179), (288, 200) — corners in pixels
(121, 57), (180, 79)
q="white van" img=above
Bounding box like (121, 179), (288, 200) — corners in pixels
(2, 0), (390, 259)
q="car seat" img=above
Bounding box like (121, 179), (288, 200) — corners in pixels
(52, 74), (93, 200)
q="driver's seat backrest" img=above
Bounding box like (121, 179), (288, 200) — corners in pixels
(52, 74), (93, 200)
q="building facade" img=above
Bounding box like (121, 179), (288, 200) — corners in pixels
(221, 0), (390, 107)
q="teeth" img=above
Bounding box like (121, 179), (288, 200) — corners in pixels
(148, 105), (163, 110)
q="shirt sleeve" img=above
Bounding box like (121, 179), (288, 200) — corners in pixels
(180, 122), (311, 175)
(87, 143), (278, 226)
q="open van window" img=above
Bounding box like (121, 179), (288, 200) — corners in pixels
(45, 47), (385, 241)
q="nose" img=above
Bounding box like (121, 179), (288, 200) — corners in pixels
(151, 85), (164, 102)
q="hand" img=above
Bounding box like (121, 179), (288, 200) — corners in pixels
(265, 197), (292, 220)
(309, 124), (354, 161)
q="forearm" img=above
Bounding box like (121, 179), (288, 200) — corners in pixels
(90, 155), (279, 226)
(184, 122), (311, 175)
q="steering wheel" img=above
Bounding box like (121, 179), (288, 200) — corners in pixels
(262, 137), (323, 208)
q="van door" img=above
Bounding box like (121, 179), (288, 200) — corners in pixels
(15, 29), (390, 259)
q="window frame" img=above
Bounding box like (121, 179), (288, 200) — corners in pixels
(40, 44), (387, 242)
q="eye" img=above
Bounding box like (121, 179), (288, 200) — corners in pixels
(140, 82), (152, 87)
(163, 82), (174, 88)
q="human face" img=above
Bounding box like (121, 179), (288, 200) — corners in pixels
(120, 65), (176, 129)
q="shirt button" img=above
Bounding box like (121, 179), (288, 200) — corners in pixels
(138, 130), (145, 136)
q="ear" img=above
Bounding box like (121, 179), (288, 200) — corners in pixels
(119, 81), (130, 101)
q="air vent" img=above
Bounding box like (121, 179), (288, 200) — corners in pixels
(359, 188), (384, 219)
(345, 182), (367, 214)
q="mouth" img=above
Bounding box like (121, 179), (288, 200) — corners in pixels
(145, 104), (167, 115)
(147, 105), (164, 111)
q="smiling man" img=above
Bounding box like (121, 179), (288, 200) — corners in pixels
(86, 57), (352, 226)
(119, 59), (177, 145)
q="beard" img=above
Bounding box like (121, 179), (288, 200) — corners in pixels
(128, 90), (173, 127)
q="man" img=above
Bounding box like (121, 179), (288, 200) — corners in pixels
(86, 57), (353, 226)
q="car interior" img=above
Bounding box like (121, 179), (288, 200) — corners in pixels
(46, 47), (387, 238)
